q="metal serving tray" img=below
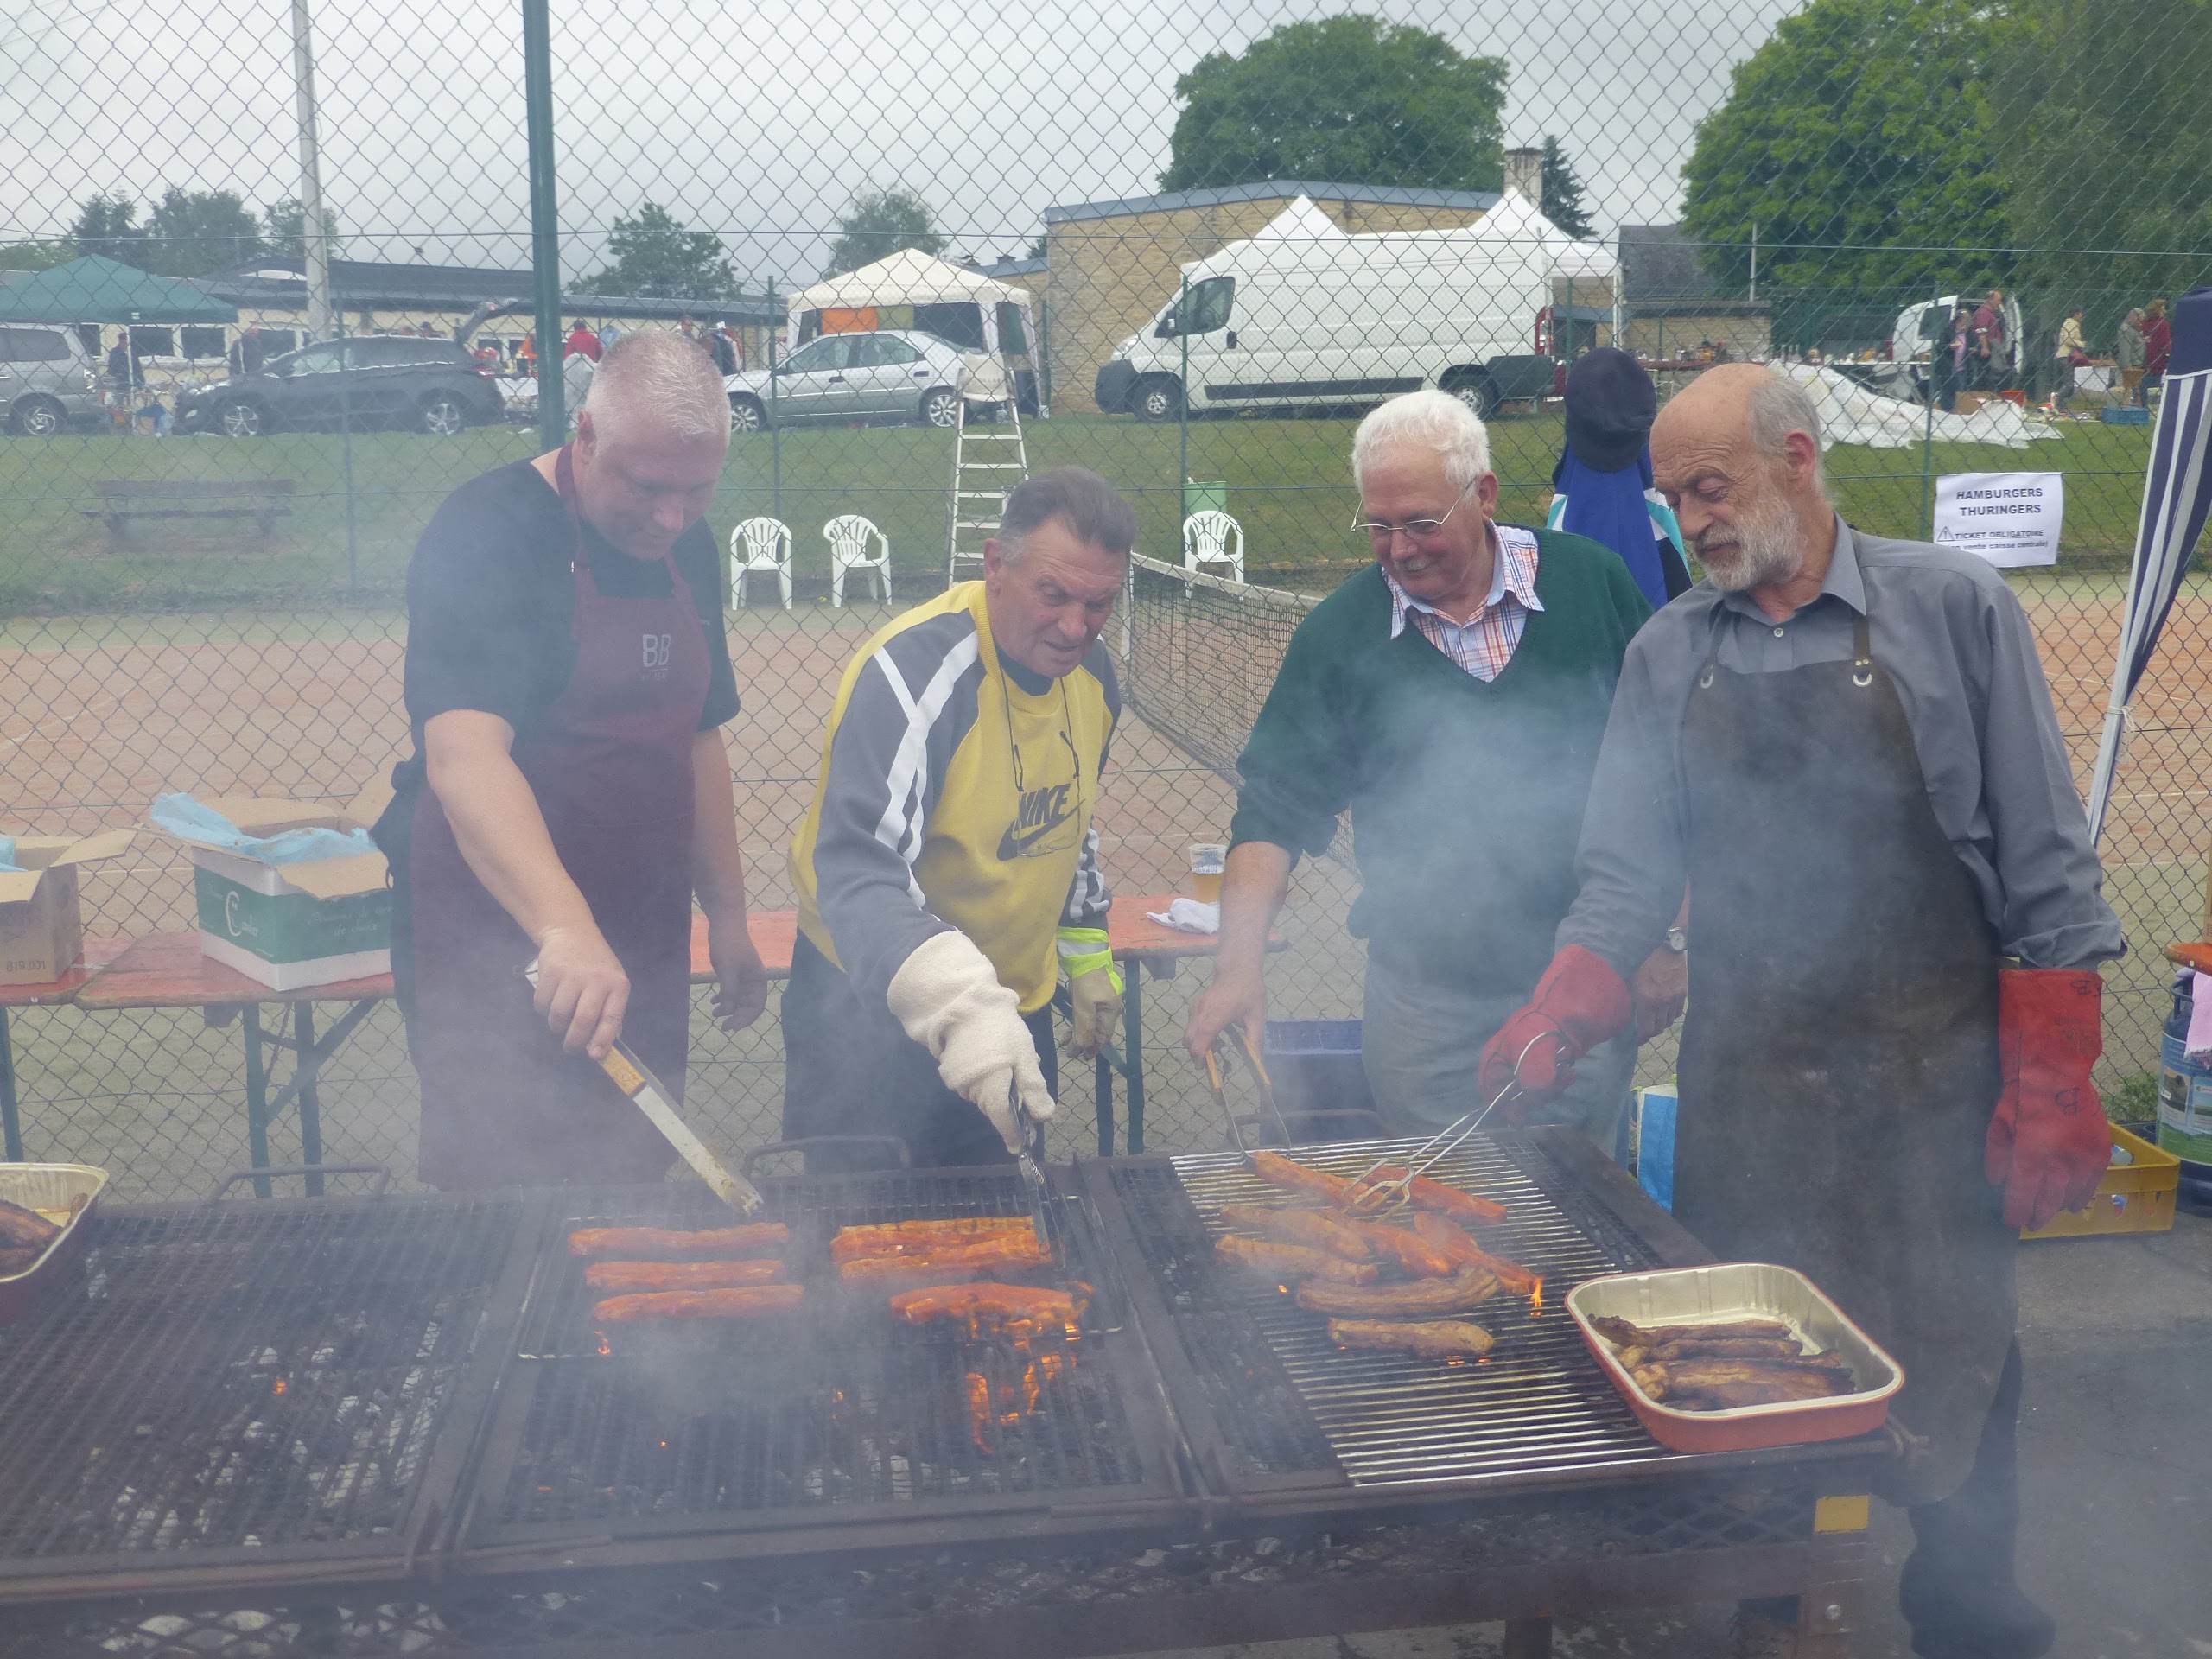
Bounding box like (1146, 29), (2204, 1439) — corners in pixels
(1567, 1263), (1904, 1455)
(0, 1164), (106, 1325)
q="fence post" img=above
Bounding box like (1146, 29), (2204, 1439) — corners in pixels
(1178, 271), (1190, 531)
(522, 0), (563, 443)
(1919, 289), (1940, 535)
(769, 274), (782, 518)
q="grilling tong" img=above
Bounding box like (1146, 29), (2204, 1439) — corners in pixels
(521, 958), (766, 1217)
(1205, 1026), (1543, 1217)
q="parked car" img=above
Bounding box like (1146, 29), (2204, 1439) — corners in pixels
(177, 334), (505, 437)
(0, 325), (103, 435)
(725, 329), (969, 431)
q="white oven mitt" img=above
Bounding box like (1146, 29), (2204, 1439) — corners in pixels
(886, 930), (1057, 1154)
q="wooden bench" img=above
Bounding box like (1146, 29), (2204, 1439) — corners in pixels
(83, 479), (295, 545)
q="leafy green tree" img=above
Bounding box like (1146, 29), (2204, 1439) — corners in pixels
(143, 187), (264, 276)
(581, 202), (736, 298)
(1680, 0), (2014, 295)
(1994, 0), (2212, 306)
(69, 195), (150, 264)
(1540, 137), (1595, 238)
(0, 241), (73, 273)
(1160, 16), (1506, 194)
(262, 197), (340, 264)
(822, 187), (944, 278)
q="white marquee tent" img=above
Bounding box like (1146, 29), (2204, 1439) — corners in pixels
(786, 249), (1041, 410)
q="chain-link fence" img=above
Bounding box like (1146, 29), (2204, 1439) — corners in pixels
(2, 0), (2207, 1200)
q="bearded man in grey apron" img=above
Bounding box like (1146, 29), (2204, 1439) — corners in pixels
(1484, 365), (2121, 1659)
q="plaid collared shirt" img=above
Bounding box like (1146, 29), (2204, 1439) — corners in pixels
(1384, 524), (1544, 683)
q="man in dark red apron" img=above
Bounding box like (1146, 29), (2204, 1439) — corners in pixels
(375, 330), (768, 1188)
(1484, 365), (2121, 1658)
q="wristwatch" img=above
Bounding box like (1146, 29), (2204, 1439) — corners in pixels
(1663, 925), (1688, 954)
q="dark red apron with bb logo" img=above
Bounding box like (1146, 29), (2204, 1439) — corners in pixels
(407, 445), (708, 1188)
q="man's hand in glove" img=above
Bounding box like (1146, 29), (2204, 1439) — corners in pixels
(1058, 926), (1123, 1059)
(887, 930), (1057, 1154)
(1986, 968), (2110, 1230)
(1478, 945), (1633, 1110)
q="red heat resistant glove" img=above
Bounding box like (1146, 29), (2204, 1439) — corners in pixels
(1986, 967), (2110, 1230)
(1478, 946), (1632, 1111)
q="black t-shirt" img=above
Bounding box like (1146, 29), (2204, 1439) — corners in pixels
(385, 458), (739, 817)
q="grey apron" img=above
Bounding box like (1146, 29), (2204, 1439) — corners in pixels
(1675, 602), (2015, 1505)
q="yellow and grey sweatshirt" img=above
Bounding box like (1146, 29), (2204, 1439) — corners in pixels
(791, 582), (1116, 1014)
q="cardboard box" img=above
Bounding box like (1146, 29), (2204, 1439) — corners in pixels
(0, 830), (133, 986)
(1955, 391), (1992, 414)
(150, 784), (393, 991)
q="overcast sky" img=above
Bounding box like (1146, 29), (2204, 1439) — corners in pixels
(3, 0), (1800, 282)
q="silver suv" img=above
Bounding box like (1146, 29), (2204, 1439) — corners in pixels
(0, 326), (102, 435)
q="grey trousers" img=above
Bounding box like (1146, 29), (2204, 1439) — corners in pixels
(1360, 954), (1637, 1158)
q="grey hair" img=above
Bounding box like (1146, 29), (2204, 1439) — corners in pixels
(582, 327), (730, 442)
(998, 466), (1136, 561)
(1351, 388), (1491, 497)
(1747, 371), (1829, 497)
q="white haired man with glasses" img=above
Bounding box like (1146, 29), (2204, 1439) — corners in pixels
(1184, 388), (1667, 1152)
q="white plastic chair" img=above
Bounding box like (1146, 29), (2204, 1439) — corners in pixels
(823, 513), (892, 607)
(1182, 509), (1245, 586)
(730, 516), (793, 610)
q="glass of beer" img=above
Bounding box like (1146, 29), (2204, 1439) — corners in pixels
(1189, 842), (1226, 903)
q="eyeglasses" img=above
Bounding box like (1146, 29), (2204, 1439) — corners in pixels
(1351, 490), (1473, 546)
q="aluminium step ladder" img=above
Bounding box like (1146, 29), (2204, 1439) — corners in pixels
(944, 394), (1030, 584)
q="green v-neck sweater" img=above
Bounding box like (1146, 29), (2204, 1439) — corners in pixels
(1228, 530), (1652, 998)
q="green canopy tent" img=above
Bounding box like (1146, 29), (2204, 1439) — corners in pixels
(0, 255), (236, 325)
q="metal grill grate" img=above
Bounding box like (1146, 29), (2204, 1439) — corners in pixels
(1121, 1135), (1688, 1488)
(0, 1197), (522, 1571)
(478, 1171), (1159, 1540)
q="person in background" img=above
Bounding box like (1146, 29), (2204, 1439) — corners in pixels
(678, 315), (700, 343)
(105, 330), (141, 390)
(2116, 308), (2147, 405)
(564, 320), (601, 364)
(785, 468), (1135, 1172)
(1971, 289), (2008, 391)
(2144, 297), (2172, 404)
(711, 321), (741, 376)
(1487, 365), (2120, 1659)
(1545, 347), (1693, 612)
(518, 331), (537, 372)
(1183, 390), (1667, 1158)
(1937, 305), (1974, 412)
(376, 330), (767, 1189)
(2052, 307), (2088, 412)
(227, 323), (266, 378)
(561, 340), (595, 436)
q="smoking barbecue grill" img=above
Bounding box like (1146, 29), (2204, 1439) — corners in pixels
(0, 1136), (1891, 1657)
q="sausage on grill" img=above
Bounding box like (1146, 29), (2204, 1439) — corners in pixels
(830, 1217), (1037, 1263)
(837, 1235), (1054, 1281)
(1338, 1217), (1457, 1279)
(1248, 1149), (1362, 1206)
(1217, 1201), (1371, 1261)
(591, 1283), (804, 1322)
(889, 1281), (1089, 1328)
(1213, 1234), (1379, 1285)
(584, 1259), (785, 1293)
(1294, 1266), (1499, 1318)
(1410, 1212), (1538, 1295)
(1352, 1167), (1509, 1226)
(1328, 1318), (1496, 1359)
(568, 1224), (789, 1260)
(1590, 1314), (1796, 1348)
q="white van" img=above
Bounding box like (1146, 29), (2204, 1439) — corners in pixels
(1092, 194), (1609, 422)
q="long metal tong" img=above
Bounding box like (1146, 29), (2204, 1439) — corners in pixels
(1343, 1032), (1551, 1217)
(1203, 1025), (1282, 1153)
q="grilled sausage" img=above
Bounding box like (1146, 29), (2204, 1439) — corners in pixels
(1248, 1149), (1362, 1205)
(1338, 1217), (1457, 1279)
(837, 1236), (1054, 1281)
(830, 1217), (1037, 1263)
(0, 1199), (60, 1253)
(1650, 1336), (1807, 1362)
(584, 1259), (785, 1293)
(1217, 1202), (1371, 1261)
(1294, 1266), (1498, 1318)
(1328, 1318), (1496, 1359)
(1408, 1211), (1539, 1294)
(1214, 1234), (1380, 1285)
(568, 1224), (789, 1260)
(889, 1281), (1089, 1329)
(1352, 1167), (1509, 1226)
(1670, 1376), (1850, 1410)
(592, 1283), (804, 1322)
